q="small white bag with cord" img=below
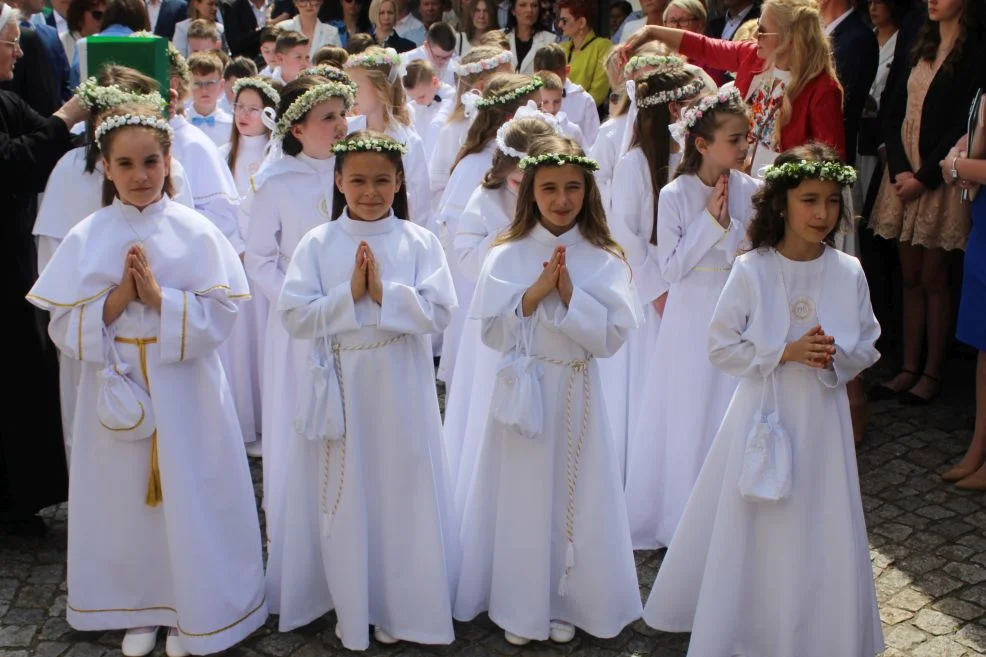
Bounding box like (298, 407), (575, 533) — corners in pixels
(738, 371), (793, 502)
(294, 300), (346, 442)
(491, 314), (543, 438)
(96, 333), (156, 441)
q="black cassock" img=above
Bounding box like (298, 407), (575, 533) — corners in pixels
(0, 90), (73, 515)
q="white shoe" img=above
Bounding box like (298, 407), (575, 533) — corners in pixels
(503, 630), (531, 646)
(245, 439), (263, 458)
(121, 627), (159, 657)
(374, 626), (399, 644)
(166, 628), (189, 657)
(549, 620), (575, 644)
(334, 623), (342, 641)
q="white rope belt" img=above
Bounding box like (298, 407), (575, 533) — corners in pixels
(320, 333), (408, 534)
(532, 353), (592, 596)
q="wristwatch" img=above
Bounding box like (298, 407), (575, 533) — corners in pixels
(950, 157), (961, 182)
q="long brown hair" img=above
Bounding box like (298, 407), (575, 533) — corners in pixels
(747, 142), (848, 250)
(632, 67), (701, 244)
(447, 46), (511, 123)
(227, 79), (282, 174)
(98, 104), (176, 206)
(482, 116), (556, 188)
(277, 75), (348, 157)
(451, 72), (537, 172)
(496, 135), (625, 261)
(911, 0), (980, 74)
(675, 92), (750, 178)
(331, 130), (410, 221)
(85, 65), (161, 174)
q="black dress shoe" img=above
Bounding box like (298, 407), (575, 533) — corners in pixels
(897, 373), (940, 406)
(868, 369), (917, 402)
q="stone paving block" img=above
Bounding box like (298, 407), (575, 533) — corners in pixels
(961, 585), (986, 608)
(880, 606), (916, 625)
(889, 588), (933, 612)
(934, 598), (986, 622)
(12, 584), (56, 609)
(0, 626), (36, 649)
(884, 623), (929, 650)
(916, 571), (966, 597)
(955, 623), (986, 652)
(945, 562), (986, 585)
(901, 553), (947, 574)
(914, 608), (962, 635)
(911, 635), (972, 657)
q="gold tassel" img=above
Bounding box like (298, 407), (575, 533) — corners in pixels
(146, 432), (163, 506)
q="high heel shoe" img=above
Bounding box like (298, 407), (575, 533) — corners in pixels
(898, 373), (940, 406)
(942, 464), (980, 482)
(868, 370), (917, 402)
(955, 473), (986, 491)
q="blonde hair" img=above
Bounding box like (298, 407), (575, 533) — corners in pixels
(732, 18), (759, 41)
(349, 46), (411, 126)
(368, 0), (396, 26)
(448, 45), (511, 123)
(663, 0), (707, 24)
(452, 72), (538, 171)
(535, 70), (563, 91)
(762, 0), (841, 132)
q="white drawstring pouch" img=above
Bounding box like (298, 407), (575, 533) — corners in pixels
(96, 334), (155, 441)
(738, 372), (792, 502)
(491, 314), (543, 438)
(294, 300), (345, 441)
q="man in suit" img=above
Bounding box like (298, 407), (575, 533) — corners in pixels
(149, 0), (188, 40)
(706, 0), (759, 40)
(44, 0), (70, 34)
(820, 0), (877, 166)
(12, 0), (70, 100)
(221, 0), (292, 62)
(0, 23), (59, 113)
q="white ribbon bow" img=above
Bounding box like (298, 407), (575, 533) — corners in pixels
(461, 90), (482, 119)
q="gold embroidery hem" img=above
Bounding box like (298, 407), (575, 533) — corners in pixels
(67, 595), (266, 638)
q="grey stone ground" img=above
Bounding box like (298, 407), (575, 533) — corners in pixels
(1, 355), (985, 657)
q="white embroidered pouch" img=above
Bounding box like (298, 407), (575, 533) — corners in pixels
(491, 314), (543, 438)
(97, 339), (155, 441)
(294, 301), (345, 441)
(738, 372), (792, 502)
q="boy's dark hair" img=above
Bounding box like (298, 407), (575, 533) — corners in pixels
(100, 0), (150, 32)
(313, 45), (348, 67)
(533, 43), (566, 72)
(187, 50), (224, 76)
(275, 30), (310, 53)
(346, 32), (375, 54)
(260, 25), (281, 44)
(425, 21), (456, 52)
(224, 56), (259, 81)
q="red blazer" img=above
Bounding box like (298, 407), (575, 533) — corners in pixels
(679, 32), (846, 159)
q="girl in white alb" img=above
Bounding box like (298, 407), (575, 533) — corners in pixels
(455, 135), (643, 647)
(343, 47), (430, 225)
(435, 77), (545, 383)
(218, 76), (281, 453)
(610, 61), (710, 542)
(27, 107), (267, 657)
(243, 76), (357, 613)
(630, 87), (761, 550)
(277, 132), (458, 650)
(643, 144), (883, 657)
(441, 110), (559, 513)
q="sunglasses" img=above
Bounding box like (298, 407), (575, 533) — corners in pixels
(89, 9), (104, 19)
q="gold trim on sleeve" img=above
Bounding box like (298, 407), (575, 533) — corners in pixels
(26, 285), (114, 308)
(180, 292), (188, 362)
(78, 304), (85, 361)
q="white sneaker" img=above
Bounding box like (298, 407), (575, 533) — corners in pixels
(549, 620), (575, 644)
(503, 630), (531, 646)
(245, 440), (263, 458)
(166, 628), (189, 657)
(121, 627), (159, 657)
(374, 626), (399, 644)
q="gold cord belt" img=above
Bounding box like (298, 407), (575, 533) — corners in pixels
(114, 337), (162, 507)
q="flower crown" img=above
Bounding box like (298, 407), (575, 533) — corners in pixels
(518, 152), (600, 172)
(476, 76), (544, 109)
(761, 160), (858, 187)
(130, 31), (189, 82)
(636, 78), (705, 109)
(302, 65), (358, 91)
(94, 113), (173, 145)
(675, 86), (744, 135)
(74, 78), (167, 113)
(332, 136), (408, 156)
(343, 48), (401, 71)
(494, 101), (561, 159)
(275, 82), (355, 139)
(623, 54), (685, 78)
(233, 77), (281, 105)
(450, 50), (513, 76)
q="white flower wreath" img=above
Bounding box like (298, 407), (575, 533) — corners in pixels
(302, 66), (358, 91)
(476, 76), (544, 109)
(274, 82), (355, 139)
(94, 113), (173, 145)
(331, 136), (408, 155)
(450, 50), (513, 76)
(74, 78), (167, 112)
(623, 54), (685, 78)
(518, 152), (599, 172)
(671, 86), (744, 136)
(343, 48), (402, 71)
(232, 77), (281, 105)
(494, 100), (562, 159)
(761, 160), (858, 186)
(636, 78), (705, 109)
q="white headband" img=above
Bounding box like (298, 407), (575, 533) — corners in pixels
(494, 101), (562, 159)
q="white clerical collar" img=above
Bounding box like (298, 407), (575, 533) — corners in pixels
(340, 208), (398, 235)
(531, 221), (583, 247)
(824, 7), (855, 36)
(115, 194), (169, 222)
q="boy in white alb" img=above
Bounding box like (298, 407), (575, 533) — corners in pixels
(403, 59), (454, 161)
(185, 51), (234, 147)
(534, 71), (586, 148)
(259, 26), (280, 78)
(533, 44), (600, 146)
(272, 30), (311, 84)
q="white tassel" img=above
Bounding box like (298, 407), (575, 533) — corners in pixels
(557, 540), (575, 597)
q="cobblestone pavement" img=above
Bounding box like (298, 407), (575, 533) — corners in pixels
(2, 356), (985, 657)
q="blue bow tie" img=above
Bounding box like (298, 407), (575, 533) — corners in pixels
(191, 115), (216, 127)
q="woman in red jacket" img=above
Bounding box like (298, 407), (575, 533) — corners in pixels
(622, 0), (844, 171)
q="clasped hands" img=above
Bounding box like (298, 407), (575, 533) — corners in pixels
(521, 246), (573, 317)
(115, 245), (162, 310)
(781, 325), (835, 370)
(351, 241), (384, 304)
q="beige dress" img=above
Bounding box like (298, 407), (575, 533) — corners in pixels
(869, 59), (970, 251)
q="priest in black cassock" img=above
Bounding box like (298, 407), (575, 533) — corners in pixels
(0, 2), (87, 536)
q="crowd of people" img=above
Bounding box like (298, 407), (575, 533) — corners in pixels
(1, 0), (985, 656)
